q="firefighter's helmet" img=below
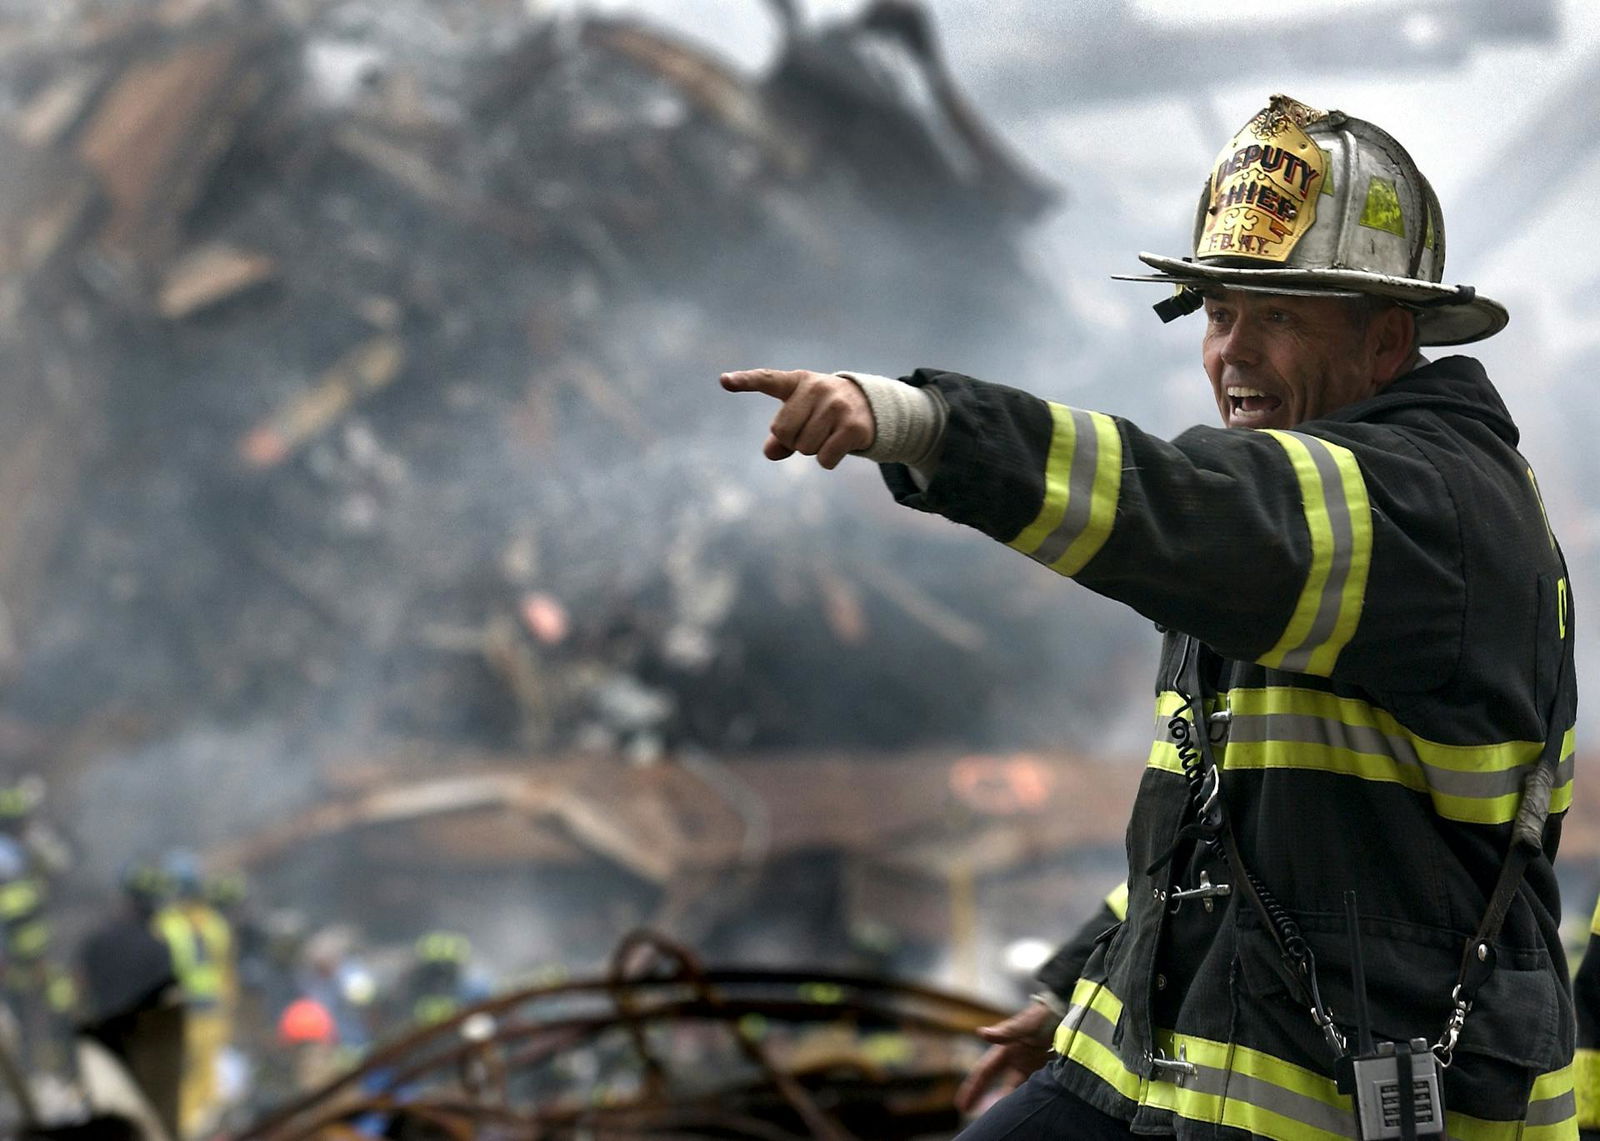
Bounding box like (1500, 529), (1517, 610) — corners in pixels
(120, 858), (172, 908)
(161, 849), (204, 899)
(415, 931), (470, 964)
(1116, 94), (1505, 346)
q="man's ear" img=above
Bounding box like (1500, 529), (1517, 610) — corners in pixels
(1371, 305), (1418, 385)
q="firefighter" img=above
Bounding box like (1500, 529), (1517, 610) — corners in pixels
(402, 931), (487, 1029)
(78, 859), (185, 1139)
(153, 850), (237, 1138)
(723, 94), (1575, 1139)
(0, 776), (75, 1074)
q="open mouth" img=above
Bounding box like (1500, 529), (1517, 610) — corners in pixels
(1226, 386), (1284, 426)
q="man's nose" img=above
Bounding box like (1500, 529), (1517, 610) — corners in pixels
(1218, 315), (1262, 366)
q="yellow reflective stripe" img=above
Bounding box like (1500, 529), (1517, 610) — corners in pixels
(1575, 1049), (1600, 1130)
(1052, 411), (1122, 575)
(1517, 1062), (1579, 1140)
(153, 912), (194, 976)
(1256, 431), (1372, 677)
(1147, 1032), (1353, 1141)
(1589, 896), (1600, 939)
(0, 879), (41, 919)
(1146, 687), (1576, 826)
(8, 919), (48, 958)
(1054, 979), (1141, 1099)
(1007, 405), (1121, 576)
(153, 908), (227, 1001)
(1058, 988), (1361, 1141)
(1145, 691), (1221, 775)
(1104, 881), (1129, 921)
(1056, 983), (1576, 1141)
(1009, 403), (1075, 554)
(414, 995), (459, 1025)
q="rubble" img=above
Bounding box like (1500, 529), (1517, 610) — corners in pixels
(239, 929), (1008, 1141)
(0, 0), (1090, 776)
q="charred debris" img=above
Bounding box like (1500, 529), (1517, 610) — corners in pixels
(0, 0), (1149, 970)
(240, 930), (1011, 1141)
(0, 0), (1071, 761)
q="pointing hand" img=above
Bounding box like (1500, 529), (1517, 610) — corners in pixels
(720, 368), (876, 470)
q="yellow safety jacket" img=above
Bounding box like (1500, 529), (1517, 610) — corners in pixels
(153, 903), (234, 1011)
(883, 356), (1577, 1139)
(0, 874), (49, 969)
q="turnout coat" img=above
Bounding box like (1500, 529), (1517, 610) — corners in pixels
(881, 356), (1577, 1140)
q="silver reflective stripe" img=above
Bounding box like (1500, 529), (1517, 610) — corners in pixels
(1226, 711), (1565, 800)
(1032, 408), (1100, 567)
(1061, 996), (1118, 1046)
(1525, 1088), (1577, 1128)
(1277, 434), (1357, 673)
(1201, 1062), (1357, 1138)
(1066, 1010), (1359, 1137)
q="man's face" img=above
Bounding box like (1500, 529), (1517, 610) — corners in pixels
(1201, 290), (1389, 430)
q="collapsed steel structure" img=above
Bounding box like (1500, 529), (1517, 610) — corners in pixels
(240, 930), (1007, 1141)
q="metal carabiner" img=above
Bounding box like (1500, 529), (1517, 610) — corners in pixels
(1432, 986), (1471, 1069)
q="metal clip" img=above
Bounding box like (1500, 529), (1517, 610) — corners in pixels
(1148, 1044), (1197, 1085)
(1207, 708), (1232, 743)
(1167, 870), (1232, 913)
(1432, 987), (1471, 1069)
(1195, 767), (1224, 829)
(1317, 1011), (1348, 1059)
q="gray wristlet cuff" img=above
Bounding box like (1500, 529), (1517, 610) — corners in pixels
(1030, 990), (1069, 1019)
(838, 371), (948, 472)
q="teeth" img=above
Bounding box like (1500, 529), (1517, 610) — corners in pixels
(1227, 386), (1269, 398)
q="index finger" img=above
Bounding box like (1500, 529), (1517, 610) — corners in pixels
(719, 368), (809, 399)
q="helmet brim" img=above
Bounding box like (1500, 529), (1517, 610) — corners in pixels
(1118, 252), (1508, 346)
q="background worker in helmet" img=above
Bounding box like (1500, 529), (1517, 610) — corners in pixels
(153, 850), (237, 1139)
(401, 931), (487, 1029)
(723, 94), (1575, 1140)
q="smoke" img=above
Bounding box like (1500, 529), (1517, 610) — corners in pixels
(0, 0), (1159, 984)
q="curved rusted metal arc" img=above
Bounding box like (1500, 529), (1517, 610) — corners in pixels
(376, 995), (988, 1091)
(601, 931), (855, 1141)
(240, 956), (1005, 1141)
(721, 997), (856, 1141)
(604, 929), (703, 1096)
(237, 980), (622, 1140)
(257, 963), (998, 1113)
(254, 997), (987, 1141)
(370, 1100), (482, 1141)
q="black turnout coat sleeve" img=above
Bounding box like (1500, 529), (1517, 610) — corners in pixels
(878, 364), (1517, 696)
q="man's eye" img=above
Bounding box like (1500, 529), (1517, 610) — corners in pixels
(1264, 309), (1290, 323)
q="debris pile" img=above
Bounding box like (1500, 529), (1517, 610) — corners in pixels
(240, 929), (1008, 1141)
(0, 0), (1094, 790)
